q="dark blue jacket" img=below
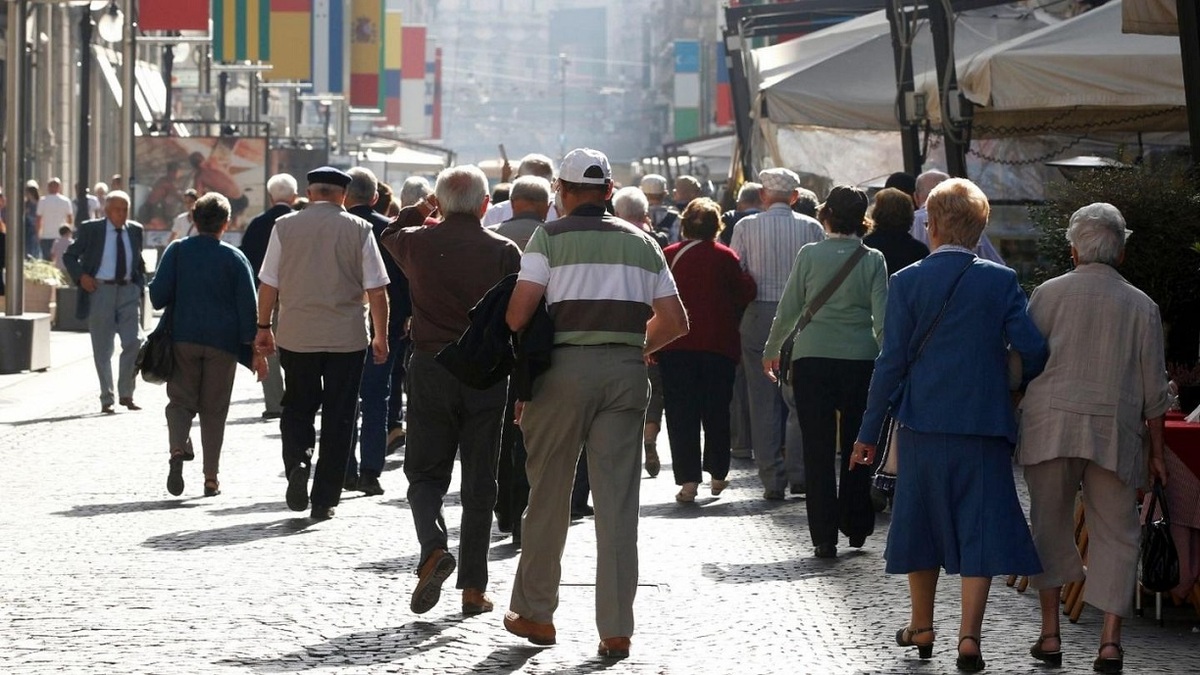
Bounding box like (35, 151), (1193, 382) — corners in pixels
(240, 203), (292, 282)
(349, 204), (411, 325)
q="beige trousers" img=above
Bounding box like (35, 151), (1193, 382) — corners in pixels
(509, 345), (648, 639)
(165, 342), (238, 476)
(1025, 457), (1140, 617)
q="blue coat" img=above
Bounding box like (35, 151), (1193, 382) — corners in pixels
(857, 250), (1048, 446)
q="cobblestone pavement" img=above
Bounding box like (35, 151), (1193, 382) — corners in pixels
(2, 332), (1198, 674)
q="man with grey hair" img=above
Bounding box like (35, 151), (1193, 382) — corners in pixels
(483, 153), (559, 226)
(719, 181), (763, 246)
(488, 175), (551, 249)
(241, 172), (298, 420)
(731, 168), (824, 500)
(612, 186), (649, 226)
(641, 173), (680, 248)
(399, 176), (433, 208)
(343, 167), (409, 497)
(910, 169), (1005, 263)
(382, 164), (521, 616)
(63, 190), (146, 413)
(254, 167), (391, 522)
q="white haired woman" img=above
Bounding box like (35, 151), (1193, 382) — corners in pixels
(1018, 203), (1170, 674)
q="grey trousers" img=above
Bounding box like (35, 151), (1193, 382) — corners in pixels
(404, 351), (507, 591)
(730, 363), (752, 453)
(1025, 458), (1140, 617)
(165, 342), (238, 476)
(261, 307), (283, 414)
(510, 345), (648, 639)
(739, 301), (803, 492)
(87, 283), (142, 407)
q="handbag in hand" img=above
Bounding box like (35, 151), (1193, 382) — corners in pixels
(1139, 480), (1180, 593)
(778, 245), (867, 386)
(137, 308), (175, 385)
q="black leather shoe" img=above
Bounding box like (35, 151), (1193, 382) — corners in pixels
(570, 504), (594, 519)
(343, 473), (359, 492)
(496, 511), (513, 533)
(101, 405), (116, 415)
(358, 475), (385, 496)
(814, 543), (837, 558)
(167, 456), (184, 496)
(849, 534), (867, 548)
(286, 465), (309, 512)
(310, 505), (335, 521)
(119, 397), (141, 411)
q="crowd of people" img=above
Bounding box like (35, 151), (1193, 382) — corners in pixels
(39, 147), (1170, 672)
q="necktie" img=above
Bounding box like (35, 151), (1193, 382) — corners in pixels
(114, 227), (127, 283)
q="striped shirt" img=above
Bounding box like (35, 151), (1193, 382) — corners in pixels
(730, 202), (825, 302)
(518, 204), (677, 347)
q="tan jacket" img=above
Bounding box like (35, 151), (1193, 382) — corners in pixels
(1017, 263), (1170, 488)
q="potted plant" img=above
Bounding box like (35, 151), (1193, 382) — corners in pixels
(22, 257), (67, 316)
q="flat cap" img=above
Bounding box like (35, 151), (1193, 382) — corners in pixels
(758, 167), (801, 193)
(306, 166), (352, 188)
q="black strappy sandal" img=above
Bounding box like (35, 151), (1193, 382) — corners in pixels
(895, 626), (935, 659)
(1030, 633), (1062, 667)
(956, 635), (985, 672)
(1093, 642), (1123, 674)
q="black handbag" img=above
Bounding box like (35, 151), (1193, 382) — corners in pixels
(136, 246), (179, 385)
(1139, 480), (1180, 593)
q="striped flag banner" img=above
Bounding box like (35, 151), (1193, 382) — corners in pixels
(431, 46), (442, 139)
(265, 0), (312, 81)
(213, 0), (271, 63)
(312, 0), (346, 94)
(141, 0), (207, 31)
(349, 0), (386, 109)
(383, 11), (403, 125)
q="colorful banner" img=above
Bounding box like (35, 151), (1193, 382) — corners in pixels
(213, 0), (271, 63)
(312, 0), (346, 94)
(715, 41), (733, 128)
(383, 11), (403, 125)
(350, 0), (386, 109)
(674, 40), (701, 140)
(265, 0), (312, 81)
(423, 39), (435, 136)
(400, 25), (426, 134)
(141, 0), (207, 31)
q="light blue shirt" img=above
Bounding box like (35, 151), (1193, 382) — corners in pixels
(730, 202), (826, 303)
(910, 206), (1005, 265)
(95, 220), (134, 281)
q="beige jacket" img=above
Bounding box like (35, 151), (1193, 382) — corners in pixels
(1017, 263), (1170, 488)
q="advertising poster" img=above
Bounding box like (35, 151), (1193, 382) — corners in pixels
(134, 136), (267, 248)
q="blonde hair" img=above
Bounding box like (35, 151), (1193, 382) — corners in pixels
(925, 178), (989, 248)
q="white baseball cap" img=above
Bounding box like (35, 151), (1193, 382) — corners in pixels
(559, 148), (612, 186)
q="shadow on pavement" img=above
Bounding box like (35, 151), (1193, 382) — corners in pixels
(220, 619), (463, 672)
(141, 517), (315, 550)
(641, 498), (796, 519)
(54, 499), (200, 517)
(357, 552), (422, 575)
(3, 413), (105, 426)
(465, 644), (543, 674)
(207, 501), (290, 516)
(699, 558), (840, 584)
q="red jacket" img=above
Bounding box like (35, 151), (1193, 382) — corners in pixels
(662, 240), (757, 362)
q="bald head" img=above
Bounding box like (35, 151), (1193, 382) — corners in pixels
(915, 170), (950, 208)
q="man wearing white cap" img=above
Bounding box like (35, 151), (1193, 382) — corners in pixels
(504, 148), (689, 659)
(639, 173), (679, 243)
(730, 167), (825, 500)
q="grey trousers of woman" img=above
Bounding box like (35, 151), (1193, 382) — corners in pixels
(166, 342), (238, 476)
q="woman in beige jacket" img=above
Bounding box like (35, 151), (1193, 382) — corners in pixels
(1018, 202), (1171, 674)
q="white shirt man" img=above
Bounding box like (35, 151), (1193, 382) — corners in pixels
(37, 178), (74, 256)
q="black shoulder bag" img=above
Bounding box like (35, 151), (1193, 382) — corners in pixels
(1140, 479), (1180, 593)
(778, 245), (867, 386)
(136, 248), (179, 385)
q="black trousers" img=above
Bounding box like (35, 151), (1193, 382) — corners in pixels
(659, 350), (737, 485)
(792, 357), (875, 547)
(404, 351), (507, 590)
(495, 386), (529, 529)
(279, 348), (367, 509)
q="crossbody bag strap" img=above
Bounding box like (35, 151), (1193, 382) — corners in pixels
(783, 244), (868, 345)
(906, 256), (974, 374)
(669, 240), (702, 272)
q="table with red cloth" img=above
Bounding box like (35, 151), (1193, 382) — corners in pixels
(1159, 412), (1200, 603)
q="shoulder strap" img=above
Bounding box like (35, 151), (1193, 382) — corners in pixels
(669, 240), (702, 272)
(908, 256), (974, 369)
(782, 244), (867, 348)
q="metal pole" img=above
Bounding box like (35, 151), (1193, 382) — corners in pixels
(559, 52), (567, 158)
(76, 8), (94, 223)
(6, 0), (29, 315)
(1176, 0), (1200, 173)
(887, 1), (923, 176)
(120, 0), (134, 188)
(218, 71), (228, 123)
(927, 0), (970, 179)
(162, 43), (174, 132)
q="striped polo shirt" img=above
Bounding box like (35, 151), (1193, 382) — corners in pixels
(518, 204), (678, 347)
(730, 202), (825, 303)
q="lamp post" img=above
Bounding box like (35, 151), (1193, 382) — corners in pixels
(75, 5), (94, 222)
(5, 0), (29, 318)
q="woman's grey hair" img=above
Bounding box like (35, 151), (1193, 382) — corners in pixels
(1066, 202), (1128, 265)
(346, 167), (379, 204)
(434, 165), (489, 216)
(267, 173), (298, 202)
(510, 175), (552, 205)
(399, 176), (432, 207)
(192, 193), (231, 234)
(612, 186), (649, 223)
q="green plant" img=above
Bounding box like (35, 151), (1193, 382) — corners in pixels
(23, 258), (66, 286)
(1026, 158), (1200, 323)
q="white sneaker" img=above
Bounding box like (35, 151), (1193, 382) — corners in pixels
(675, 482), (699, 503)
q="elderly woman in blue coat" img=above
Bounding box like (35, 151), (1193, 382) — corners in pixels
(852, 178), (1048, 673)
(1018, 203), (1170, 674)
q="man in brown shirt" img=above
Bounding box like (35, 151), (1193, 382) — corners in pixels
(381, 165), (521, 617)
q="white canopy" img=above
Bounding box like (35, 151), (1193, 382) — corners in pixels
(750, 6), (1049, 131)
(958, 0), (1186, 136)
(356, 147), (447, 182)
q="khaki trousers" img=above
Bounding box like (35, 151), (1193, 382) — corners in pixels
(510, 345), (648, 639)
(165, 342), (238, 476)
(1025, 457), (1140, 617)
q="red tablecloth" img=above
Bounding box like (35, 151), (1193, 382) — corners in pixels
(1165, 413), (1200, 480)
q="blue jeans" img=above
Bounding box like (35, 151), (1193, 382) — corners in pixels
(348, 327), (401, 478)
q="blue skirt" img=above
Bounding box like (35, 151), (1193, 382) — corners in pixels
(884, 427), (1043, 577)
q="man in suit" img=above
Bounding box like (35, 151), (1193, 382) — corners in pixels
(63, 190), (146, 414)
(241, 173), (297, 419)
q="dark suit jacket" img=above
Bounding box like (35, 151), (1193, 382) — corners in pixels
(240, 202), (293, 281)
(349, 204), (411, 324)
(63, 218), (146, 320)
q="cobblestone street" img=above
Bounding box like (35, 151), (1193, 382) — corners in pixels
(1, 332), (1197, 674)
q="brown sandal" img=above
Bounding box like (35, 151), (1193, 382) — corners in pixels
(203, 478), (220, 497)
